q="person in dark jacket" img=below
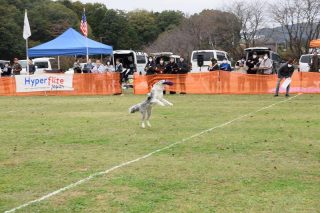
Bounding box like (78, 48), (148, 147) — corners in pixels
(208, 58), (219, 71)
(177, 57), (189, 94)
(164, 57), (178, 74)
(145, 56), (156, 75)
(155, 58), (166, 74)
(310, 51), (319, 72)
(12, 58), (22, 75)
(1, 63), (12, 76)
(274, 59), (295, 97)
(28, 60), (36, 75)
(246, 52), (259, 74)
(164, 57), (178, 94)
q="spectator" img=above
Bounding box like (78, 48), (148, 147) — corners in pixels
(164, 57), (178, 94)
(177, 57), (189, 94)
(258, 54), (273, 74)
(246, 52), (259, 74)
(105, 61), (115, 72)
(12, 58), (22, 75)
(28, 59), (36, 75)
(73, 59), (82, 73)
(274, 59), (295, 97)
(1, 63), (12, 77)
(220, 58), (232, 71)
(155, 58), (165, 74)
(310, 51), (319, 72)
(164, 57), (178, 74)
(208, 58), (219, 71)
(83, 59), (94, 73)
(91, 60), (106, 73)
(177, 57), (189, 74)
(145, 56), (156, 75)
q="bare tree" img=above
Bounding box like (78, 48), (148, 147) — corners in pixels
(229, 0), (265, 47)
(271, 0), (320, 58)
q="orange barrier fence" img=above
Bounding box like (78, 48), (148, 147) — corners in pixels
(0, 73), (121, 96)
(133, 71), (320, 94)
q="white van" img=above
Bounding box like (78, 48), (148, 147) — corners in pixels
(299, 54), (320, 72)
(191, 50), (231, 72)
(113, 50), (148, 75)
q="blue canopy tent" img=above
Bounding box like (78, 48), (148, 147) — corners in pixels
(28, 28), (113, 57)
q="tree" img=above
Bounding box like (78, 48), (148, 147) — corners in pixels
(271, 0), (320, 58)
(229, 0), (265, 48)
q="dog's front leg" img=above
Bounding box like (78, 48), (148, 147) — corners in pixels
(160, 98), (173, 106)
(151, 99), (166, 106)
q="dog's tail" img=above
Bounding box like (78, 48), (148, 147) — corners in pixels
(129, 104), (140, 114)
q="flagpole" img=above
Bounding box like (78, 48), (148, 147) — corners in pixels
(26, 37), (29, 75)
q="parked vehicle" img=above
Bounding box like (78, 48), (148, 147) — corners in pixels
(299, 54), (320, 72)
(113, 50), (148, 75)
(244, 47), (282, 73)
(150, 52), (181, 65)
(190, 50), (231, 72)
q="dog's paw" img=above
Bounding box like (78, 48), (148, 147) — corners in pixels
(141, 123), (146, 128)
(146, 121), (152, 128)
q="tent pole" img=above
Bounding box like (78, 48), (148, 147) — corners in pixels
(58, 56), (60, 70)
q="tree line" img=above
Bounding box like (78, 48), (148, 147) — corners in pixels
(1, 0), (319, 61)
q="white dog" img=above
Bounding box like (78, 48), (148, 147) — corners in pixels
(129, 80), (173, 128)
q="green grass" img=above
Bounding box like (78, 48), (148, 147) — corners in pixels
(0, 94), (319, 213)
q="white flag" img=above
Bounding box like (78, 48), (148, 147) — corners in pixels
(23, 10), (31, 40)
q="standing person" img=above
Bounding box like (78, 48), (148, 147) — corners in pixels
(73, 59), (82, 73)
(274, 59), (295, 97)
(164, 57), (178, 94)
(258, 54), (273, 75)
(83, 58), (94, 73)
(1, 63), (12, 77)
(177, 57), (189, 94)
(208, 58), (219, 71)
(91, 60), (106, 73)
(105, 61), (115, 72)
(164, 57), (178, 74)
(145, 56), (156, 75)
(246, 52), (259, 74)
(310, 51), (319, 72)
(28, 59), (36, 75)
(155, 58), (165, 74)
(12, 58), (22, 76)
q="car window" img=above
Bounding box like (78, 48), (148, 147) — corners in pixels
(137, 55), (146, 64)
(300, 55), (311, 63)
(34, 62), (49, 69)
(216, 52), (226, 61)
(192, 52), (214, 61)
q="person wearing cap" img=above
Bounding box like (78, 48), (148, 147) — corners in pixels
(246, 52), (259, 74)
(12, 58), (22, 75)
(274, 59), (295, 97)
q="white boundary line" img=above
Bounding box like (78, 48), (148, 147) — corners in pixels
(4, 94), (301, 213)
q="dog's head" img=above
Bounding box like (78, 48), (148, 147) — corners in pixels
(155, 80), (174, 86)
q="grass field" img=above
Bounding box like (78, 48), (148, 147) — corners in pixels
(0, 93), (319, 213)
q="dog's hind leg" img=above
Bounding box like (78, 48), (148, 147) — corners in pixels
(146, 107), (152, 127)
(141, 111), (146, 128)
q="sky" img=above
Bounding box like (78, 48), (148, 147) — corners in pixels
(77, 0), (230, 14)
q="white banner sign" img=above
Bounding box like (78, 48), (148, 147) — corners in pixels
(15, 74), (74, 92)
